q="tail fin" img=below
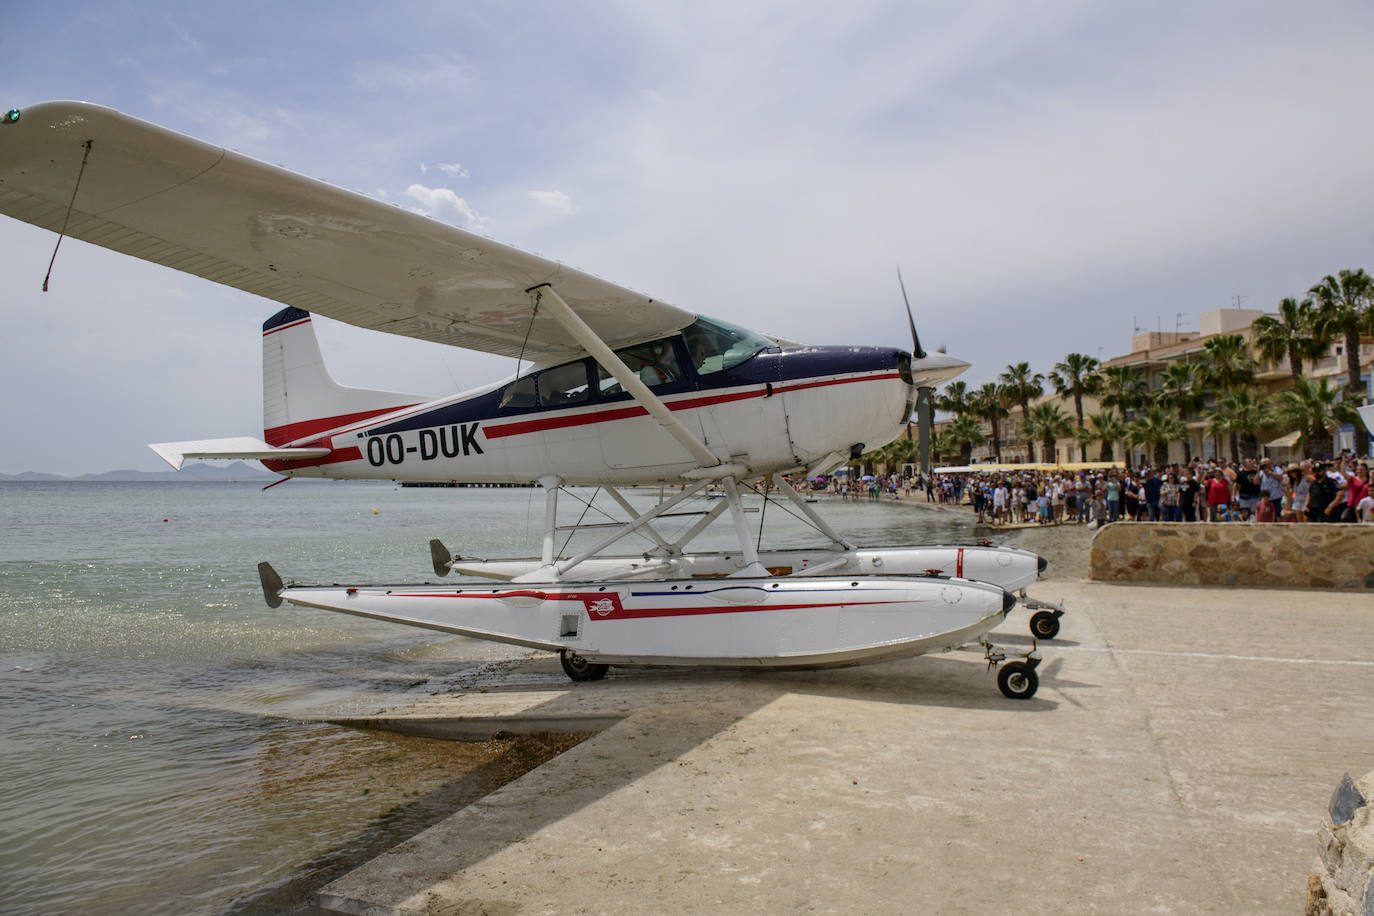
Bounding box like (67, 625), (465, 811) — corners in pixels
(262, 307), (429, 445)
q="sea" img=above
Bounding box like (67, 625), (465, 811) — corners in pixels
(0, 480), (977, 914)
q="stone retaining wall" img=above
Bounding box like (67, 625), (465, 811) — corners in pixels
(1308, 771), (1373, 915)
(1088, 522), (1374, 589)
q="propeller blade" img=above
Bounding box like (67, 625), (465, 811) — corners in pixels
(896, 265), (926, 359)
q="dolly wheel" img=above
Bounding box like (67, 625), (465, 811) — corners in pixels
(997, 661), (1039, 700)
(559, 650), (609, 682)
(1029, 610), (1061, 640)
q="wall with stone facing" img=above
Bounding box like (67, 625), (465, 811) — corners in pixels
(1088, 522), (1374, 589)
(1307, 771), (1373, 916)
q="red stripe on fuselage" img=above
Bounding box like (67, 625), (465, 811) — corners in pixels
(263, 446), (363, 472)
(482, 371), (901, 441)
(264, 406), (421, 446)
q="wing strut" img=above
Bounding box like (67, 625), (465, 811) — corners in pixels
(529, 284), (720, 469)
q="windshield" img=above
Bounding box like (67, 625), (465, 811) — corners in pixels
(681, 317), (773, 376)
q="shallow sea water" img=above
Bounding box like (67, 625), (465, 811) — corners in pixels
(0, 480), (974, 913)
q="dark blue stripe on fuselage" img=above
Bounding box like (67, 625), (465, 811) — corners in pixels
(365, 343), (908, 436)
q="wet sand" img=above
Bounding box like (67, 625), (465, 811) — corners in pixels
(222, 729), (591, 914)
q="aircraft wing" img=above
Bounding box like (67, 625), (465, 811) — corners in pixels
(0, 101), (695, 363)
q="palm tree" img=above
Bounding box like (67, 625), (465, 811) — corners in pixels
(938, 380), (973, 417)
(1128, 406), (1186, 468)
(1202, 333), (1257, 392)
(1098, 365), (1147, 463)
(1310, 268), (1373, 456)
(1098, 365), (1147, 420)
(1157, 362), (1204, 463)
(931, 428), (959, 464)
(1200, 333), (1258, 460)
(943, 414), (984, 465)
(886, 437), (918, 473)
(1072, 426), (1097, 464)
(1206, 388), (1271, 461)
(1087, 410), (1129, 463)
(1252, 297), (1323, 385)
(1024, 402), (1073, 465)
(999, 362), (1045, 462)
(1271, 377), (1359, 460)
(1050, 353), (1102, 459)
(971, 382), (1009, 463)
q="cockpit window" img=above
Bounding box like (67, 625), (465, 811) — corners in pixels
(681, 317), (772, 376)
(598, 339), (682, 396)
(499, 375), (535, 409)
(539, 361), (591, 407)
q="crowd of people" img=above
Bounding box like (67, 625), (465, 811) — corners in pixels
(822, 456), (1373, 526)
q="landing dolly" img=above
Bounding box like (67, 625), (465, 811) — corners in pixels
(984, 639), (1042, 700)
(1019, 592), (1065, 640)
(559, 650), (609, 682)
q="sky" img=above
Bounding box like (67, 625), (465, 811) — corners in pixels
(3, 1), (1373, 474)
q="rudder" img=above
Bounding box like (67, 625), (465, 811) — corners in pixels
(262, 307), (429, 446)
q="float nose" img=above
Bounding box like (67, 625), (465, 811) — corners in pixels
(1038, 555), (1049, 574)
(1002, 589), (1018, 613)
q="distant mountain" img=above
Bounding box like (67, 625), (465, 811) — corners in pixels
(0, 461), (278, 482)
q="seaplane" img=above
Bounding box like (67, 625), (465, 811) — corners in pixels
(0, 101), (1057, 699)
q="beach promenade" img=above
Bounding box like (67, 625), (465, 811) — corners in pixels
(311, 516), (1374, 915)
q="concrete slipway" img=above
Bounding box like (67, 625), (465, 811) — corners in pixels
(316, 581), (1374, 915)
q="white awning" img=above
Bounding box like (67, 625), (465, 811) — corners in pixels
(1264, 430), (1302, 449)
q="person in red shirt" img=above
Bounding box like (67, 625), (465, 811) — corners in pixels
(1205, 470), (1232, 522)
(1334, 463), (1370, 523)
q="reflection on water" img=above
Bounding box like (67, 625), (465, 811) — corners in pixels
(0, 482), (974, 913)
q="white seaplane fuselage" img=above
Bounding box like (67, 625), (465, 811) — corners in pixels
(253, 308), (966, 487)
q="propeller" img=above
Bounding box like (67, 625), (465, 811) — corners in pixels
(896, 265), (926, 359)
(897, 266), (934, 478)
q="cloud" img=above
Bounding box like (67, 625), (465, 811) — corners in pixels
(420, 162), (470, 178)
(354, 54), (480, 97)
(403, 183), (488, 229)
(528, 190), (576, 216)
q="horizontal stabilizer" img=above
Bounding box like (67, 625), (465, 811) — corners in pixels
(148, 437), (332, 471)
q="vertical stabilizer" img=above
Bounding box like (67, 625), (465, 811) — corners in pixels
(262, 308), (429, 445)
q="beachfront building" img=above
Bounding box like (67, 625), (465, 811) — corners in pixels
(933, 302), (1372, 470)
(1099, 307), (1373, 465)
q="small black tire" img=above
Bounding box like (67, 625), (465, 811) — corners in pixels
(1029, 610), (1061, 640)
(997, 662), (1038, 700)
(559, 650), (608, 682)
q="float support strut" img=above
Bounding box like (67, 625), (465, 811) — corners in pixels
(771, 473), (855, 550)
(723, 476), (768, 577)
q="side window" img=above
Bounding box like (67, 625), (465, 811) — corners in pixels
(598, 339), (682, 395)
(499, 376), (535, 409)
(539, 361), (591, 407)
